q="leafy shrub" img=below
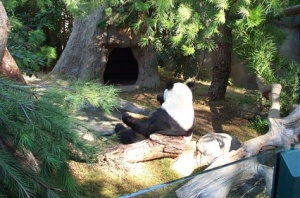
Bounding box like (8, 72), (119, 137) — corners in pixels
(8, 18), (57, 74)
(249, 115), (269, 135)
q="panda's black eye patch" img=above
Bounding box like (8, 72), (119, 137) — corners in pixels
(166, 82), (174, 90)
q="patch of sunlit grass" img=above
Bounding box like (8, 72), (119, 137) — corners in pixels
(71, 158), (181, 197)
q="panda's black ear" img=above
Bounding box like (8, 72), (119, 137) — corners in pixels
(186, 82), (194, 91)
(156, 94), (164, 105)
(166, 82), (174, 90)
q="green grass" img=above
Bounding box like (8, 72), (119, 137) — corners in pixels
(73, 158), (181, 198)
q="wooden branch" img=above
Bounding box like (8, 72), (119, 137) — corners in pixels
(177, 158), (275, 198)
(257, 164), (274, 196)
(256, 74), (281, 118)
(176, 76), (300, 197)
(177, 159), (259, 198)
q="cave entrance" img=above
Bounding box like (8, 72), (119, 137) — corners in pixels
(104, 47), (139, 86)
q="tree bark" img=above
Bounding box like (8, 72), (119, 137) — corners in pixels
(0, 48), (26, 84)
(208, 12), (232, 100)
(0, 2), (9, 60)
(176, 75), (300, 197)
(0, 2), (26, 84)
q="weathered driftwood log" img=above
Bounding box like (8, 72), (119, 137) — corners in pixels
(176, 75), (300, 198)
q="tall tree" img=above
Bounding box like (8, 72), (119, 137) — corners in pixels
(203, 0), (294, 100)
(208, 10), (232, 100)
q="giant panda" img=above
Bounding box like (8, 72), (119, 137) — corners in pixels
(115, 82), (195, 144)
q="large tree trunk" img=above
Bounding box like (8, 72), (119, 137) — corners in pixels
(0, 2), (25, 84)
(176, 75), (300, 197)
(208, 12), (232, 100)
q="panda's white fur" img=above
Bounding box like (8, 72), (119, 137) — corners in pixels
(161, 82), (194, 131)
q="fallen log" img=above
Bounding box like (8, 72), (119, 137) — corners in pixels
(101, 131), (239, 176)
(176, 75), (300, 197)
(102, 133), (192, 166)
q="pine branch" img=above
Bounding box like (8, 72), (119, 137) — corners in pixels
(0, 150), (34, 198)
(0, 77), (119, 197)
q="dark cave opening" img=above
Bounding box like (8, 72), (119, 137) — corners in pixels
(103, 47), (139, 86)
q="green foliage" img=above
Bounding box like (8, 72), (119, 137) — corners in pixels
(233, 27), (277, 81)
(239, 91), (262, 106)
(273, 57), (300, 114)
(246, 5), (265, 28)
(232, 5), (300, 115)
(28, 29), (45, 45)
(249, 116), (269, 135)
(6, 8), (57, 74)
(0, 150), (36, 197)
(4, 0), (72, 74)
(181, 45), (195, 56)
(0, 77), (119, 197)
(8, 27), (57, 74)
(3, 0), (54, 10)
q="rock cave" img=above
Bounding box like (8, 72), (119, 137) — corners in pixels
(51, 7), (161, 91)
(103, 47), (139, 86)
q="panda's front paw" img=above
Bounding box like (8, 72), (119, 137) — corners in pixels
(122, 112), (134, 125)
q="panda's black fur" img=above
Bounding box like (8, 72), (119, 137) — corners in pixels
(116, 82), (195, 144)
